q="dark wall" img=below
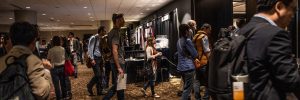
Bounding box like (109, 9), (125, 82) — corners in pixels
(194, 0), (233, 45)
(140, 0), (192, 61)
(141, 0), (192, 24)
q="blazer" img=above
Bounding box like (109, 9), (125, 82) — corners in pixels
(240, 17), (300, 100)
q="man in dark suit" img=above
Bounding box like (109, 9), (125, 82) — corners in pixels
(68, 32), (80, 78)
(239, 0), (299, 99)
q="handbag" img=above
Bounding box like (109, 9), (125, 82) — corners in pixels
(64, 60), (74, 76)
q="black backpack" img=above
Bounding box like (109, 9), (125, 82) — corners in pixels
(0, 54), (36, 100)
(208, 24), (266, 99)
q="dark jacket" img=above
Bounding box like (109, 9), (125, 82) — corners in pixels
(241, 17), (300, 100)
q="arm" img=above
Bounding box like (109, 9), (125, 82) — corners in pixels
(146, 47), (160, 60)
(87, 36), (95, 60)
(267, 30), (300, 92)
(27, 55), (52, 99)
(185, 39), (198, 59)
(201, 36), (211, 58)
(111, 32), (124, 75)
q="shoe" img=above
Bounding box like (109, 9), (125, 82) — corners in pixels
(140, 88), (146, 96)
(152, 94), (160, 98)
(87, 85), (94, 96)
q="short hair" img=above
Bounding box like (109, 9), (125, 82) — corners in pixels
(52, 36), (61, 46)
(257, 0), (294, 12)
(112, 13), (124, 24)
(179, 24), (190, 38)
(69, 32), (74, 36)
(97, 26), (105, 33)
(9, 21), (38, 46)
(187, 20), (196, 27)
(200, 23), (211, 30)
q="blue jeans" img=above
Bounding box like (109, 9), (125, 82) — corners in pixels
(104, 61), (111, 88)
(143, 73), (156, 95)
(103, 63), (125, 100)
(87, 56), (104, 94)
(181, 70), (195, 100)
(71, 52), (78, 77)
(51, 65), (67, 99)
(194, 67), (209, 100)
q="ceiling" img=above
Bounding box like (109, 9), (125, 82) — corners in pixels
(0, 0), (245, 31)
(0, 0), (173, 31)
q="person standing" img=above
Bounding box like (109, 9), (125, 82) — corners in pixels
(192, 23), (211, 100)
(140, 37), (162, 98)
(47, 36), (67, 100)
(103, 13), (126, 100)
(177, 24), (198, 100)
(99, 26), (111, 90)
(68, 32), (80, 78)
(238, 0), (300, 99)
(0, 21), (52, 99)
(87, 26), (106, 96)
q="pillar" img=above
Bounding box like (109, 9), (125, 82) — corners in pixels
(14, 10), (37, 25)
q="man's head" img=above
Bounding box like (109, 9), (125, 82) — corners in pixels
(69, 32), (74, 38)
(187, 20), (197, 30)
(200, 23), (212, 34)
(257, 0), (297, 28)
(52, 36), (61, 46)
(97, 26), (106, 36)
(112, 13), (125, 28)
(179, 24), (191, 38)
(9, 21), (39, 50)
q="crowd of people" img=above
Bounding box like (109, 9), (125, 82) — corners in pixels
(0, 0), (298, 100)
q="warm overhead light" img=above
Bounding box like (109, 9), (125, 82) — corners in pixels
(83, 6), (87, 8)
(140, 13), (144, 14)
(89, 17), (93, 18)
(88, 13), (91, 16)
(9, 18), (13, 20)
(91, 20), (95, 21)
(70, 22), (74, 24)
(26, 6), (31, 9)
(50, 17), (54, 20)
(57, 20), (60, 22)
(146, 8), (151, 10)
(42, 13), (46, 16)
(151, 4), (157, 7)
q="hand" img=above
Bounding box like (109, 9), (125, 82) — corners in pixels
(91, 60), (96, 66)
(117, 68), (124, 78)
(42, 59), (52, 69)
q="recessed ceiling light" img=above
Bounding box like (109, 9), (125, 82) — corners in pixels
(26, 6), (31, 9)
(83, 6), (87, 8)
(70, 22), (74, 24)
(57, 20), (60, 22)
(42, 13), (46, 16)
(146, 8), (151, 10)
(140, 13), (144, 14)
(50, 17), (54, 20)
(91, 20), (95, 21)
(89, 17), (93, 18)
(151, 4), (157, 7)
(9, 18), (13, 20)
(88, 13), (91, 16)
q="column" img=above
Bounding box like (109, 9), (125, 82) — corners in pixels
(14, 10), (37, 25)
